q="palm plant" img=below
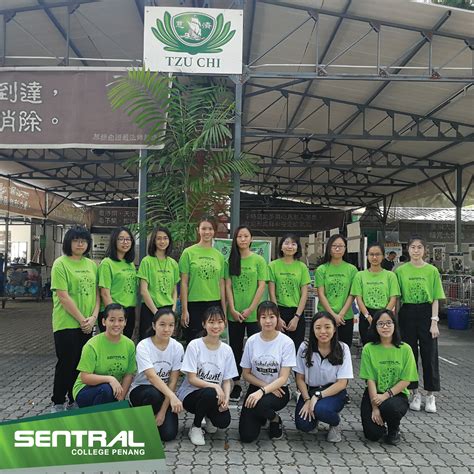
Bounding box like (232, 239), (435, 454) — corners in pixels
(108, 69), (257, 247)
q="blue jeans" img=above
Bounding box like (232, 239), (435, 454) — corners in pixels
(295, 389), (347, 431)
(76, 383), (116, 407)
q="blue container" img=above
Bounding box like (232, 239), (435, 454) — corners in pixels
(447, 306), (470, 330)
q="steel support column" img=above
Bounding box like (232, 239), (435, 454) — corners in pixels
(455, 166), (462, 251)
(230, 78), (243, 234)
(138, 149), (148, 261)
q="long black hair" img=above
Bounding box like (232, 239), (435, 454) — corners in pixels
(304, 312), (344, 367)
(229, 226), (252, 276)
(147, 227), (173, 257)
(367, 309), (402, 347)
(322, 234), (348, 264)
(106, 226), (135, 263)
(62, 226), (92, 256)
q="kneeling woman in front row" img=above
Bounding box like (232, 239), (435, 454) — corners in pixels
(295, 312), (353, 442)
(359, 309), (418, 445)
(73, 304), (136, 407)
(239, 301), (296, 442)
(129, 308), (184, 442)
(177, 306), (238, 446)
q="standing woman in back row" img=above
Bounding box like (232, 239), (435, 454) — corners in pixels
(315, 234), (358, 348)
(395, 235), (445, 414)
(98, 227), (137, 339)
(137, 227), (179, 340)
(268, 233), (311, 352)
(50, 226), (99, 412)
(225, 226), (268, 401)
(179, 217), (226, 344)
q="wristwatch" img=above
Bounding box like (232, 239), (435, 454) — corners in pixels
(431, 316), (439, 322)
(295, 313), (302, 318)
(314, 391), (323, 400)
(364, 312), (371, 320)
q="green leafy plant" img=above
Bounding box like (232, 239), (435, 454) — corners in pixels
(108, 68), (257, 248)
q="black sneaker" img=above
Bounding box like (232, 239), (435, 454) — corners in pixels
(269, 416), (283, 440)
(384, 430), (401, 446)
(229, 385), (242, 402)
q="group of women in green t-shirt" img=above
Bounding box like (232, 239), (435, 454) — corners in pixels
(49, 222), (444, 447)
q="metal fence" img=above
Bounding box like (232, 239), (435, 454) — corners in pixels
(441, 274), (474, 322)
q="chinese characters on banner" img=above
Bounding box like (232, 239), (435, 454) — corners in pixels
(0, 70), (165, 149)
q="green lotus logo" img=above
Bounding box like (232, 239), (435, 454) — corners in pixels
(152, 11), (236, 55)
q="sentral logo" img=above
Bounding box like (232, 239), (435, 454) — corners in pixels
(14, 430), (145, 456)
(151, 11), (236, 55)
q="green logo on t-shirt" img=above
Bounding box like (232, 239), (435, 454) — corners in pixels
(198, 258), (219, 281)
(78, 274), (95, 297)
(408, 278), (429, 304)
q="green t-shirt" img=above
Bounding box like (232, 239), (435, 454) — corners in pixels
(98, 257), (137, 309)
(359, 342), (418, 396)
(225, 253), (268, 323)
(73, 333), (137, 399)
(395, 262), (445, 304)
(268, 259), (311, 308)
(351, 269), (400, 309)
(179, 244), (225, 302)
(137, 256), (180, 308)
(51, 255), (98, 332)
(315, 261), (358, 319)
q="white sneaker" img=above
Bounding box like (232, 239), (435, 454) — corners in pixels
(409, 392), (422, 411)
(50, 403), (65, 413)
(203, 416), (217, 434)
(327, 425), (342, 443)
(188, 426), (205, 446)
(425, 395), (437, 413)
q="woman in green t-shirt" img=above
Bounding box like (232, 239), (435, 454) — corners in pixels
(359, 309), (418, 445)
(395, 235), (445, 414)
(179, 217), (226, 344)
(315, 234), (358, 348)
(98, 227), (137, 339)
(138, 227), (180, 340)
(225, 226), (268, 402)
(50, 226), (99, 413)
(268, 233), (311, 352)
(351, 243), (400, 346)
(74, 303), (136, 407)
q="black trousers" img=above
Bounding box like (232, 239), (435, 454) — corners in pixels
(338, 318), (354, 348)
(278, 306), (305, 352)
(129, 385), (178, 442)
(186, 300), (222, 344)
(359, 307), (380, 346)
(182, 387), (231, 429)
(52, 328), (91, 405)
(98, 306), (136, 339)
(360, 388), (409, 440)
(138, 304), (172, 341)
(239, 384), (290, 443)
(228, 320), (260, 379)
(399, 303), (439, 392)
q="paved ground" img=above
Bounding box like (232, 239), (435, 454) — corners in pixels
(1, 300), (474, 473)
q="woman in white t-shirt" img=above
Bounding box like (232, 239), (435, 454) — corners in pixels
(129, 308), (184, 442)
(239, 301), (296, 443)
(177, 306), (238, 446)
(294, 312), (353, 443)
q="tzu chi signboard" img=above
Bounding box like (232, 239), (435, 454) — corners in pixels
(144, 7), (243, 75)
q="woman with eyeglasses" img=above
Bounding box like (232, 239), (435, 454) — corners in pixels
(395, 235), (445, 414)
(137, 227), (179, 341)
(351, 243), (400, 346)
(98, 227), (137, 339)
(50, 226), (100, 413)
(315, 234), (358, 347)
(268, 233), (311, 352)
(360, 309), (418, 445)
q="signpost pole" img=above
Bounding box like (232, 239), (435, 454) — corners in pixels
(455, 166), (462, 252)
(138, 149), (148, 262)
(230, 77), (242, 235)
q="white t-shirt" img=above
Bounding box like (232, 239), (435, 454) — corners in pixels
(130, 337), (184, 391)
(240, 332), (296, 384)
(177, 338), (238, 401)
(294, 341), (353, 387)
